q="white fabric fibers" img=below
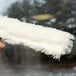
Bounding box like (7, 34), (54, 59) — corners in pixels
(0, 16), (75, 59)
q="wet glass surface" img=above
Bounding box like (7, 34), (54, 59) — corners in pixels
(0, 36), (75, 76)
(0, 0), (76, 76)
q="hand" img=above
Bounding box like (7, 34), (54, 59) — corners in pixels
(0, 42), (6, 51)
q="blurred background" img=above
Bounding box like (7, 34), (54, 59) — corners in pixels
(0, 0), (76, 35)
(0, 0), (76, 76)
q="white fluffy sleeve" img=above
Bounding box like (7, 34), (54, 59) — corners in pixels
(0, 16), (75, 59)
